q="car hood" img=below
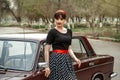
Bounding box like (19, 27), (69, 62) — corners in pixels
(0, 71), (30, 80)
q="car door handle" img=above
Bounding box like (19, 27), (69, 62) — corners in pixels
(89, 62), (94, 66)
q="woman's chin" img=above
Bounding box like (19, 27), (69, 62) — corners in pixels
(57, 25), (62, 27)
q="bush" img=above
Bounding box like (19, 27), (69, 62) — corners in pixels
(39, 25), (46, 28)
(32, 25), (39, 29)
(32, 25), (46, 29)
(103, 23), (111, 27)
(114, 33), (120, 39)
(74, 23), (87, 28)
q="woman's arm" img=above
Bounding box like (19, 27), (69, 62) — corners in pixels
(44, 45), (51, 65)
(68, 46), (81, 67)
(43, 44), (51, 77)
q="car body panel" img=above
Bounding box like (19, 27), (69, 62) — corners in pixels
(0, 34), (116, 80)
(74, 55), (114, 80)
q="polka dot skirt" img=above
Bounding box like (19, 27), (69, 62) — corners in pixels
(49, 52), (77, 80)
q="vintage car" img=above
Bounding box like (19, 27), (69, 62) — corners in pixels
(0, 34), (117, 80)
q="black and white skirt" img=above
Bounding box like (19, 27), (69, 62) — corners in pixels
(49, 52), (77, 80)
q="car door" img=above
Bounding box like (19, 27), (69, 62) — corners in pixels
(71, 37), (100, 80)
(71, 37), (91, 80)
(71, 37), (114, 80)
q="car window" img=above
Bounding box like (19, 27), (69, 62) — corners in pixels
(38, 43), (45, 62)
(8, 41), (32, 56)
(38, 42), (52, 62)
(71, 39), (88, 59)
(0, 40), (38, 71)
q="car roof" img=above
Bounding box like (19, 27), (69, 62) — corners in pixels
(0, 33), (47, 41)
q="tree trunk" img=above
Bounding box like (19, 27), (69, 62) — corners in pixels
(0, 9), (1, 24)
(86, 15), (95, 33)
(116, 17), (119, 33)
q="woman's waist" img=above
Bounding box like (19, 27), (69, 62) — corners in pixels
(52, 49), (69, 54)
(52, 45), (69, 50)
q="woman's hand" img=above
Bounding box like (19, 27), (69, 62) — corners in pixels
(68, 46), (81, 67)
(43, 67), (51, 77)
(75, 58), (81, 68)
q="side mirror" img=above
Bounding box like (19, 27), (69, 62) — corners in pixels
(38, 62), (48, 70)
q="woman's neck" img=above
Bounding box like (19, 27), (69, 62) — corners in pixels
(56, 26), (64, 30)
(55, 26), (67, 33)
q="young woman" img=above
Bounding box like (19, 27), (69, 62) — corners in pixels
(44, 10), (81, 80)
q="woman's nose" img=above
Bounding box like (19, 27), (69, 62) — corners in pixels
(58, 19), (62, 22)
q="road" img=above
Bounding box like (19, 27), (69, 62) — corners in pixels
(0, 27), (119, 80)
(88, 39), (120, 80)
(0, 27), (39, 34)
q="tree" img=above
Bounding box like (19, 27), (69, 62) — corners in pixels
(74, 0), (105, 32)
(0, 0), (23, 25)
(103, 0), (120, 33)
(0, 0), (10, 24)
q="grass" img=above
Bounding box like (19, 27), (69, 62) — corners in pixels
(72, 26), (120, 42)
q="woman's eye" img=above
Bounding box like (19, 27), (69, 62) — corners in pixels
(55, 18), (64, 20)
(60, 18), (64, 20)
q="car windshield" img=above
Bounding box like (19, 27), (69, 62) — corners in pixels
(0, 40), (38, 71)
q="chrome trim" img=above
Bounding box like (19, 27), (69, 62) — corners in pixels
(38, 62), (48, 68)
(110, 72), (117, 78)
(92, 72), (104, 80)
(75, 61), (113, 72)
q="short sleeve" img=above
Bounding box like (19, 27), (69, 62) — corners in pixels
(46, 29), (55, 45)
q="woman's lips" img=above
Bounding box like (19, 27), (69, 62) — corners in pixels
(57, 23), (61, 25)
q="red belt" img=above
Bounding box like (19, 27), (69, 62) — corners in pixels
(53, 49), (68, 54)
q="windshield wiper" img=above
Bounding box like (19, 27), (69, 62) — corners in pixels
(0, 65), (7, 71)
(0, 65), (5, 69)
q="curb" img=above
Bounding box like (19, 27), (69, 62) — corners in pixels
(87, 36), (120, 42)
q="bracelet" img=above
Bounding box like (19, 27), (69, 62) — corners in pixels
(44, 62), (49, 68)
(39, 62), (49, 68)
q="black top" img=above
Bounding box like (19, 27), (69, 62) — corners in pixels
(46, 28), (72, 50)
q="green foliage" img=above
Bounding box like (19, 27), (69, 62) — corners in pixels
(114, 33), (120, 41)
(21, 0), (49, 21)
(32, 25), (39, 29)
(72, 27), (90, 33)
(74, 23), (87, 28)
(39, 25), (46, 28)
(32, 25), (46, 29)
(103, 23), (111, 27)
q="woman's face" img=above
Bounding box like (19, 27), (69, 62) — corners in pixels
(54, 15), (66, 27)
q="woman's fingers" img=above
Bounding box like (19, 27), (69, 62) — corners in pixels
(78, 60), (81, 68)
(76, 59), (81, 68)
(43, 67), (50, 77)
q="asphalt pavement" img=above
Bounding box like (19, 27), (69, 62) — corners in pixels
(0, 27), (39, 34)
(88, 38), (120, 80)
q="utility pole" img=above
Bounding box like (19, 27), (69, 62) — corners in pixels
(0, 1), (2, 25)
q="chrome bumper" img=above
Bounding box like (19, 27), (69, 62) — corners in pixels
(110, 72), (117, 78)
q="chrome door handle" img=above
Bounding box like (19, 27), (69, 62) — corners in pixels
(89, 62), (94, 66)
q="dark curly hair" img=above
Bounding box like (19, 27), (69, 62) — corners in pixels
(54, 10), (66, 19)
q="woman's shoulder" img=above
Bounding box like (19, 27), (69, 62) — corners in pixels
(49, 28), (56, 31)
(48, 28), (56, 34)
